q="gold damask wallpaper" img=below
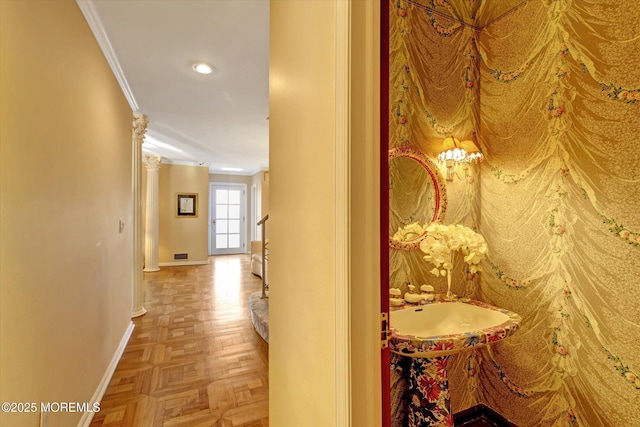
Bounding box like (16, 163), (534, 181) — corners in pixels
(389, 0), (640, 425)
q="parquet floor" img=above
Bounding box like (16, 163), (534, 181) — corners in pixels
(90, 255), (269, 427)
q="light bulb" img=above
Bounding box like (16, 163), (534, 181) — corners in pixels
(192, 63), (214, 74)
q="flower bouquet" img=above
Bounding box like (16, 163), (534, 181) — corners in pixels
(393, 223), (487, 298)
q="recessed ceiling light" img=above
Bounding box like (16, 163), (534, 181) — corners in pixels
(192, 62), (214, 75)
(221, 167), (243, 172)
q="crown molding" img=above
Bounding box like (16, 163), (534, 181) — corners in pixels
(76, 0), (139, 112)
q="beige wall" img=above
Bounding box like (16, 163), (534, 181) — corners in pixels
(259, 171), (269, 220)
(157, 164), (209, 264)
(0, 2), (133, 426)
(250, 171), (269, 241)
(270, 2), (381, 425)
(269, 1), (337, 425)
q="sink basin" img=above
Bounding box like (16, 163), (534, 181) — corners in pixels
(389, 298), (522, 426)
(390, 298), (521, 358)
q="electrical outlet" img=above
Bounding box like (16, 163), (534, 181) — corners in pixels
(119, 218), (125, 233)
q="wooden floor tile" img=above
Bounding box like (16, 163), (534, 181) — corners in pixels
(91, 255), (268, 427)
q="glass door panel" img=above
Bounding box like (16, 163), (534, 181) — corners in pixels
(210, 184), (246, 255)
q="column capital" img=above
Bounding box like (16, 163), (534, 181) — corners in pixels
(132, 113), (149, 144)
(144, 155), (162, 170)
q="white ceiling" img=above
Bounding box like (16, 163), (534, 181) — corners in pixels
(80, 0), (270, 176)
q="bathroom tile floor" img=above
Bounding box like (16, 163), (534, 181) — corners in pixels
(90, 255), (269, 427)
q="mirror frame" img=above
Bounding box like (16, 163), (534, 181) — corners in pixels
(388, 142), (447, 251)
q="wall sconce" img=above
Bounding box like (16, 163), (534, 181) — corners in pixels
(437, 136), (466, 181)
(459, 139), (484, 163)
(437, 136), (484, 181)
(458, 139), (484, 178)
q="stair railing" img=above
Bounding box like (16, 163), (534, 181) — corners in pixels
(257, 214), (269, 298)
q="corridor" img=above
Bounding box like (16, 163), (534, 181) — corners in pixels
(90, 255), (269, 427)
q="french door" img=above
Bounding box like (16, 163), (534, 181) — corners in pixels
(209, 183), (246, 255)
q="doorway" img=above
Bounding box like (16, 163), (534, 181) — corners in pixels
(209, 182), (247, 256)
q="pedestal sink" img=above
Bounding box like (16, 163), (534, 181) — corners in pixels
(389, 297), (521, 427)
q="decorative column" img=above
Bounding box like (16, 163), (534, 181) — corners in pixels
(132, 113), (148, 318)
(144, 155), (162, 272)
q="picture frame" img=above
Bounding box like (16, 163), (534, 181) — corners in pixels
(177, 193), (198, 217)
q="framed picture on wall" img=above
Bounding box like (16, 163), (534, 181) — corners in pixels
(177, 193), (198, 217)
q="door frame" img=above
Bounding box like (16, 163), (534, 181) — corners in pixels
(251, 183), (258, 242)
(380, 1), (391, 426)
(208, 182), (248, 256)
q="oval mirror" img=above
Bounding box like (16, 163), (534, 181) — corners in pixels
(389, 143), (447, 250)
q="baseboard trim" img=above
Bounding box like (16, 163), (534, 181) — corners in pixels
(158, 260), (209, 267)
(77, 321), (135, 427)
(454, 404), (518, 427)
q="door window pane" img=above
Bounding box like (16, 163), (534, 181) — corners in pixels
(228, 234), (240, 248)
(229, 220), (240, 233)
(216, 189), (228, 204)
(229, 205), (240, 219)
(216, 205), (228, 219)
(216, 235), (228, 249)
(229, 190), (241, 204)
(217, 220), (228, 233)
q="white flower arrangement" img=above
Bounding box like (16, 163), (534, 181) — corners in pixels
(418, 223), (487, 276)
(393, 222), (488, 297)
(392, 222), (425, 242)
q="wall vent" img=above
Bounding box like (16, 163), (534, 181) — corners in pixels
(174, 253), (188, 260)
